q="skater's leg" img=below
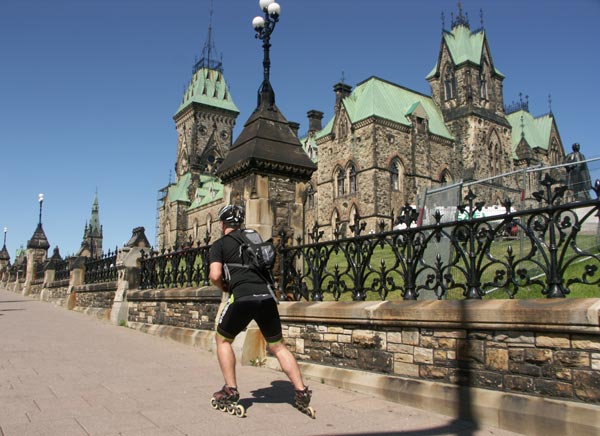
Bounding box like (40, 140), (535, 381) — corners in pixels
(268, 341), (305, 391)
(216, 334), (237, 388)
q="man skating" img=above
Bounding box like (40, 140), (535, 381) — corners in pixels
(208, 204), (314, 417)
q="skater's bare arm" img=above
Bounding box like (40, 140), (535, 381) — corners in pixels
(209, 261), (228, 293)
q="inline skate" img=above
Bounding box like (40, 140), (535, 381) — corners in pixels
(294, 386), (315, 418)
(210, 385), (245, 417)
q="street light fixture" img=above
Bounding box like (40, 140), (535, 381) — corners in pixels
(38, 193), (44, 225)
(252, 0), (281, 108)
(3, 227), (7, 247)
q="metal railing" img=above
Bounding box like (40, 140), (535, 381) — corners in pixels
(139, 233), (212, 290)
(54, 258), (70, 281)
(84, 249), (118, 284)
(279, 175), (600, 301)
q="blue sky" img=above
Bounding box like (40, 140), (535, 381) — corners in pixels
(1, 0), (599, 258)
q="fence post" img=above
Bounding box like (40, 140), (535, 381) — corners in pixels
(66, 257), (86, 309)
(110, 227), (151, 325)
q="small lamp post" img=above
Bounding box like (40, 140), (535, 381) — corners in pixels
(252, 0), (281, 107)
(3, 227), (6, 247)
(38, 193), (44, 225)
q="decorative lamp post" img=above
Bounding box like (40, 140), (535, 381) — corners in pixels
(3, 227), (6, 247)
(38, 193), (44, 225)
(252, 0), (281, 107)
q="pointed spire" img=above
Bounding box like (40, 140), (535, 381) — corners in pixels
(451, 1), (470, 29)
(548, 93), (553, 114)
(194, 0), (223, 74)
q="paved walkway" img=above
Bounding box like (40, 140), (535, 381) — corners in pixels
(0, 289), (520, 436)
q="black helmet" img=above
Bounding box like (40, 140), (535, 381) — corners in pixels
(218, 204), (245, 225)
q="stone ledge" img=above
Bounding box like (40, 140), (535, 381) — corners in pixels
(263, 358), (600, 436)
(74, 282), (117, 293)
(127, 286), (221, 302)
(278, 299), (600, 333)
(127, 322), (215, 351)
(72, 306), (111, 321)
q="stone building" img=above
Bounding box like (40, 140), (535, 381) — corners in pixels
(78, 193), (103, 258)
(300, 7), (565, 237)
(157, 6), (566, 247)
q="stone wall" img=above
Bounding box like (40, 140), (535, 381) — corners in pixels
(73, 282), (117, 309)
(127, 287), (221, 330)
(278, 299), (600, 405)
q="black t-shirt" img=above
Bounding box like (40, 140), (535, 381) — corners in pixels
(209, 230), (269, 299)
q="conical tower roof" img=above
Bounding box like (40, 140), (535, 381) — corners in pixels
(217, 82), (316, 183)
(0, 244), (9, 261)
(27, 223), (50, 250)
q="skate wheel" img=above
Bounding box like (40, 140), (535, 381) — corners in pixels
(219, 403), (227, 412)
(210, 398), (218, 409)
(306, 406), (316, 419)
(227, 404), (235, 415)
(235, 405), (245, 417)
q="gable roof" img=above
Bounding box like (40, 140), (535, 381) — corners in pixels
(342, 77), (453, 140)
(506, 109), (554, 157)
(426, 25), (504, 79)
(175, 67), (239, 117)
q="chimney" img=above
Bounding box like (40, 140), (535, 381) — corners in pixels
(288, 121), (300, 138)
(333, 82), (352, 111)
(307, 110), (324, 133)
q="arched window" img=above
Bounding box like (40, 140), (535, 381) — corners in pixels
(335, 167), (345, 197)
(488, 130), (502, 176)
(331, 209), (340, 238)
(390, 159), (404, 192)
(206, 214), (212, 238)
(348, 163), (357, 194)
(444, 65), (457, 101)
(440, 169), (452, 185)
(549, 138), (561, 165)
(193, 220), (199, 241)
(479, 62), (488, 100)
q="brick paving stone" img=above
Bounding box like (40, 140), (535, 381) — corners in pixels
(0, 288), (520, 436)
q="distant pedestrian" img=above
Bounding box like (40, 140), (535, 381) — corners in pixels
(208, 204), (314, 418)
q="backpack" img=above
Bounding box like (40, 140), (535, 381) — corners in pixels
(224, 229), (277, 288)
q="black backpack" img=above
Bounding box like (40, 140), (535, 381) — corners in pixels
(225, 229), (276, 286)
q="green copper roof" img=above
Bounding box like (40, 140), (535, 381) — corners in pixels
(506, 110), (554, 156)
(190, 175), (223, 209)
(167, 172), (223, 207)
(167, 172), (191, 203)
(342, 77), (453, 140)
(426, 25), (504, 79)
(175, 67), (239, 116)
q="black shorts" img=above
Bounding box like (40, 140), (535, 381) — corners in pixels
(216, 295), (283, 343)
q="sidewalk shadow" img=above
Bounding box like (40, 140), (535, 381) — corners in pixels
(239, 380), (295, 411)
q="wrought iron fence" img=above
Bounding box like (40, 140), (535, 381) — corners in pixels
(54, 258), (70, 281)
(34, 261), (45, 281)
(84, 249), (118, 284)
(279, 175), (600, 301)
(139, 233), (212, 289)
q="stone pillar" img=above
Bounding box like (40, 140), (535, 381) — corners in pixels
(66, 257), (86, 310)
(110, 227), (151, 325)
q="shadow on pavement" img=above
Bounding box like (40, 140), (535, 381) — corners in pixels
(240, 380), (296, 411)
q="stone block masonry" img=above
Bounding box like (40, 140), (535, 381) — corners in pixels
(126, 287), (221, 331)
(279, 298), (600, 405)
